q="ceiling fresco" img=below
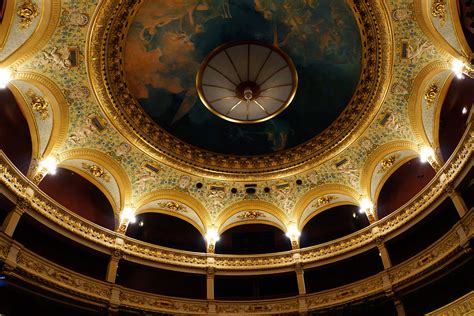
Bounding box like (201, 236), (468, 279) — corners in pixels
(124, 0), (361, 155)
(4, 0), (465, 224)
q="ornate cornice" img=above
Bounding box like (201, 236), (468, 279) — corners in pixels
(86, 0), (393, 180)
(0, 208), (471, 314)
(0, 123), (471, 273)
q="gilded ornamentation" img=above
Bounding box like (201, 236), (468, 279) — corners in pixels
(314, 195), (336, 207)
(157, 201), (187, 213)
(377, 154), (400, 174)
(424, 83), (439, 107)
(87, 0), (392, 179)
(17, 0), (39, 29)
(431, 0), (447, 26)
(81, 163), (110, 182)
(26, 90), (49, 120)
(237, 210), (265, 220)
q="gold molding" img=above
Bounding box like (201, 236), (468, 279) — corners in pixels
(0, 124), (472, 272)
(0, 0), (61, 68)
(58, 164), (120, 225)
(372, 155), (418, 212)
(13, 72), (69, 157)
(448, 0), (473, 57)
(0, 209), (470, 314)
(86, 0), (393, 180)
(7, 83), (39, 161)
(0, 0), (16, 50)
(407, 61), (450, 147)
(294, 184), (359, 229)
(135, 189), (210, 229)
(216, 200), (288, 233)
(414, 0), (463, 58)
(360, 140), (419, 199)
(433, 73), (455, 161)
(58, 149), (132, 212)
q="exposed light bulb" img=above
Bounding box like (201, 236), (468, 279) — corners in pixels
(0, 68), (11, 89)
(120, 207), (136, 223)
(205, 228), (220, 242)
(419, 146), (434, 163)
(39, 157), (58, 175)
(452, 59), (465, 79)
(285, 224), (301, 239)
(359, 198), (373, 210)
(462, 106), (468, 115)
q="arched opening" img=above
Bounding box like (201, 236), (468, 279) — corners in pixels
(39, 167), (115, 230)
(126, 212), (206, 252)
(0, 88), (32, 174)
(457, 0), (474, 50)
(300, 204), (369, 248)
(216, 224), (291, 254)
(438, 77), (473, 161)
(376, 158), (435, 219)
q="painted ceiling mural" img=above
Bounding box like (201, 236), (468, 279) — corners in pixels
(9, 0), (457, 221)
(124, 0), (361, 155)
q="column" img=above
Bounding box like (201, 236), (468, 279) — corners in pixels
(106, 251), (121, 283)
(207, 268), (215, 300)
(394, 299), (406, 316)
(446, 185), (468, 218)
(377, 241), (392, 269)
(1, 199), (27, 237)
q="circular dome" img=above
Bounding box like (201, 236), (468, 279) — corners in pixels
(197, 41), (297, 124)
(90, 0), (389, 178)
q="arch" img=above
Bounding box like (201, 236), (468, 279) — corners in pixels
(432, 73), (455, 159)
(218, 210), (287, 235)
(39, 166), (116, 230)
(294, 184), (360, 230)
(135, 189), (210, 236)
(407, 61), (451, 149)
(11, 72), (69, 161)
(216, 200), (288, 234)
(413, 0), (470, 58)
(0, 87), (33, 174)
(0, 0), (61, 68)
(300, 204), (369, 248)
(58, 149), (132, 214)
(375, 157), (436, 219)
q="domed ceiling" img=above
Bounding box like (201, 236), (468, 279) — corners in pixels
(3, 0), (471, 260)
(123, 0), (361, 156)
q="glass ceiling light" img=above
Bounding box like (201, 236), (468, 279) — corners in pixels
(419, 146), (434, 163)
(120, 207), (136, 224)
(39, 156), (58, 175)
(196, 41), (298, 124)
(0, 68), (12, 89)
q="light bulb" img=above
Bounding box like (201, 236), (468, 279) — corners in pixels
(419, 146), (434, 163)
(452, 59), (465, 79)
(120, 207), (136, 223)
(205, 228), (220, 242)
(285, 224), (301, 239)
(0, 68), (11, 89)
(39, 157), (58, 175)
